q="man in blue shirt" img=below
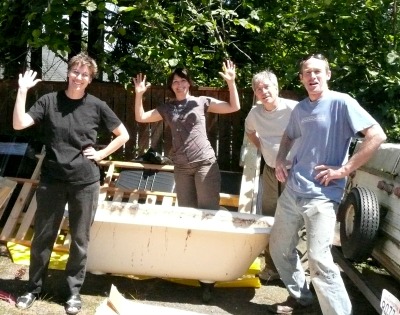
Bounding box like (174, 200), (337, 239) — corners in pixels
(268, 54), (386, 315)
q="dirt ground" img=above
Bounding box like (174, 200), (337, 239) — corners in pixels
(0, 241), (383, 315)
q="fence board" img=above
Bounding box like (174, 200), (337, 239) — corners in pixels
(0, 80), (285, 172)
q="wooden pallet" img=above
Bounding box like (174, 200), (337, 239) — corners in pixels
(0, 137), (258, 252)
(238, 134), (261, 214)
(0, 161), (180, 251)
(0, 177), (17, 222)
(0, 150), (44, 242)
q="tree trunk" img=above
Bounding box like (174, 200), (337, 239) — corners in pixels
(88, 10), (105, 81)
(68, 11), (82, 60)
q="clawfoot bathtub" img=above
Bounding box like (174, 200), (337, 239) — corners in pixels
(86, 201), (272, 285)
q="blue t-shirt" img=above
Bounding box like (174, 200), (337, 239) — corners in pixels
(286, 90), (378, 202)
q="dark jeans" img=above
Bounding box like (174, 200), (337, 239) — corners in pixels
(28, 180), (99, 295)
(174, 158), (221, 210)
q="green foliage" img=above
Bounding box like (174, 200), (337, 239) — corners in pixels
(0, 0), (399, 141)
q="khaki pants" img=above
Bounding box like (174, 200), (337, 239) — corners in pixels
(261, 163), (285, 216)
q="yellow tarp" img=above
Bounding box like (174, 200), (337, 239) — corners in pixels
(7, 241), (69, 270)
(7, 242), (261, 288)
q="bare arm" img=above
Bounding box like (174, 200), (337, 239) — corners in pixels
(13, 70), (42, 130)
(315, 124), (387, 186)
(133, 73), (163, 123)
(208, 60), (240, 114)
(246, 131), (261, 149)
(83, 123), (130, 162)
(275, 131), (295, 182)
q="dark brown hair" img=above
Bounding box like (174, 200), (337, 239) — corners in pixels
(167, 68), (194, 94)
(298, 53), (330, 74)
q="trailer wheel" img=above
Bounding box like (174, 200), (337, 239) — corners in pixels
(340, 187), (380, 262)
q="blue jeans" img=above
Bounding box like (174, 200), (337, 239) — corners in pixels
(269, 187), (352, 315)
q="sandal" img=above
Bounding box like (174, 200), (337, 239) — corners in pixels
(16, 292), (37, 309)
(65, 294), (82, 315)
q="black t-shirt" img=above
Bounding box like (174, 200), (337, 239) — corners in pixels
(28, 91), (122, 184)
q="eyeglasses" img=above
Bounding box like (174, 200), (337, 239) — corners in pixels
(70, 70), (90, 79)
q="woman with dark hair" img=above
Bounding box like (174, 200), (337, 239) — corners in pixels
(133, 61), (240, 210)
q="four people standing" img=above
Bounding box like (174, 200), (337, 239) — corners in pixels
(10, 51), (387, 315)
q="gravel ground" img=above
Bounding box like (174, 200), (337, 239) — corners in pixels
(0, 241), (381, 315)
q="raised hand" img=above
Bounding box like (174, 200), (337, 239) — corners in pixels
(133, 73), (151, 95)
(18, 70), (42, 91)
(219, 60), (236, 83)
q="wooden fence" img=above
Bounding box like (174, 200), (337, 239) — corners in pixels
(0, 81), (252, 172)
(0, 80), (298, 172)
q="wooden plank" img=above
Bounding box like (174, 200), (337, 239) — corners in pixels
(238, 134), (261, 214)
(98, 160), (174, 172)
(0, 177), (17, 220)
(149, 86), (165, 152)
(372, 238), (400, 281)
(137, 87), (152, 153)
(104, 187), (176, 199)
(128, 192), (140, 204)
(4, 177), (39, 185)
(15, 192), (37, 240)
(0, 151), (45, 240)
(123, 86), (136, 161)
(332, 246), (382, 314)
(99, 163), (116, 202)
(112, 191), (124, 203)
(97, 284), (207, 315)
(219, 193), (239, 208)
(230, 112), (243, 172)
(145, 195), (157, 205)
(161, 196), (174, 206)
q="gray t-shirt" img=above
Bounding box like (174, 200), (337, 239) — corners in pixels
(157, 95), (216, 165)
(286, 90), (378, 202)
(245, 98), (298, 168)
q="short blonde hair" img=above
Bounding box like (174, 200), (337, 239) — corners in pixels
(67, 52), (98, 79)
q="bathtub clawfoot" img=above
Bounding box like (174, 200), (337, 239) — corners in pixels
(199, 281), (215, 303)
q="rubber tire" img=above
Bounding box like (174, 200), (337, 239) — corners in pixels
(340, 186), (380, 262)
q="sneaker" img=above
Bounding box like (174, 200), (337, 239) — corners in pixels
(65, 294), (82, 315)
(258, 267), (280, 282)
(267, 296), (310, 314)
(16, 292), (37, 309)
